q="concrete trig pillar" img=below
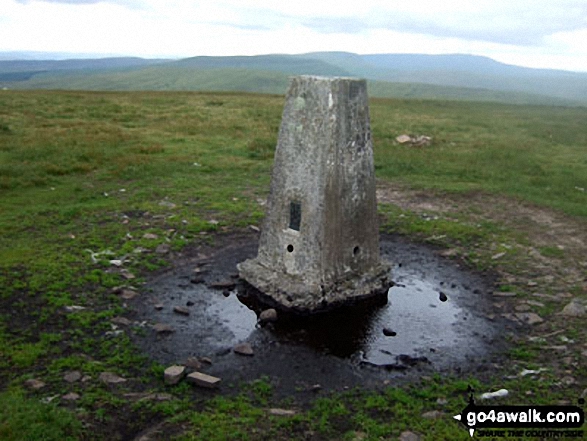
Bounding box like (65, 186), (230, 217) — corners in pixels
(238, 75), (391, 313)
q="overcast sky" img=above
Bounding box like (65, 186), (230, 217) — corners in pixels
(2, 0), (587, 72)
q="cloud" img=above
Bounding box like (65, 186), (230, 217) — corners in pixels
(14, 0), (142, 7)
(287, 0), (587, 46)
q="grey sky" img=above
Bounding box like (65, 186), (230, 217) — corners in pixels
(2, 0), (587, 71)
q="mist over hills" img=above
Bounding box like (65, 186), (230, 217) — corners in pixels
(1, 51), (586, 105)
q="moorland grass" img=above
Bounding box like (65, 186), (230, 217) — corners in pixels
(0, 90), (586, 440)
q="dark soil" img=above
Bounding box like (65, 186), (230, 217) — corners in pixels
(127, 232), (508, 401)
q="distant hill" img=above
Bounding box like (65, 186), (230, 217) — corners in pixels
(1, 51), (586, 105)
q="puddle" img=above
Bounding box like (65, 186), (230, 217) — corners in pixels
(129, 234), (504, 395)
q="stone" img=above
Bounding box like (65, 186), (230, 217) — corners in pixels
(185, 357), (203, 369)
(209, 280), (236, 290)
(233, 342), (254, 356)
(382, 328), (397, 337)
(111, 316), (132, 326)
(515, 312), (544, 325)
(421, 410), (443, 419)
(155, 243), (171, 254)
(173, 306), (190, 316)
(154, 303), (164, 310)
(143, 233), (158, 240)
(268, 408), (297, 416)
(200, 357), (212, 365)
(310, 384), (322, 392)
(560, 299), (586, 317)
(121, 269), (136, 280)
(63, 371), (82, 383)
(186, 371), (221, 388)
(399, 431), (422, 441)
(120, 289), (139, 300)
(249, 225), (260, 232)
(259, 308), (278, 323)
(24, 378), (46, 390)
(99, 372), (127, 384)
(479, 389), (508, 400)
(152, 323), (175, 334)
(238, 76), (391, 313)
(61, 392), (80, 401)
(493, 291), (517, 297)
(491, 252), (506, 260)
(515, 304), (531, 312)
(164, 365), (186, 385)
(436, 397), (448, 406)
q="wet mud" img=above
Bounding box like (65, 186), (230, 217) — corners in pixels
(128, 233), (506, 398)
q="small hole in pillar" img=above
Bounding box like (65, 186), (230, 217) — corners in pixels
(287, 244), (294, 253)
(353, 246), (360, 256)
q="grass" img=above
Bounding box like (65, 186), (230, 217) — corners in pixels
(0, 90), (586, 439)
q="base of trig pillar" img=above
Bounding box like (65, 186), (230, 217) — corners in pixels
(237, 259), (392, 314)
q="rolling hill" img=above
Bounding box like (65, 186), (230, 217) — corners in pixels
(1, 52), (586, 105)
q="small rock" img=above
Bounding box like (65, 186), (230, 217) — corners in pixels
(436, 397), (448, 406)
(560, 300), (586, 317)
(164, 365), (186, 385)
(121, 270), (135, 280)
(439, 249), (458, 257)
(186, 371), (221, 388)
(143, 233), (158, 240)
(152, 323), (175, 334)
(233, 342), (254, 356)
(268, 408), (297, 416)
(111, 316), (132, 326)
(249, 225), (260, 232)
(61, 392), (80, 401)
(491, 252), (506, 260)
(515, 304), (531, 312)
(155, 243), (171, 254)
(154, 303), (164, 310)
(120, 289), (139, 300)
(519, 368), (547, 376)
(479, 389), (508, 400)
(186, 300), (194, 306)
(209, 280), (236, 290)
(421, 410), (443, 419)
(158, 201), (176, 209)
(24, 379), (46, 390)
(561, 376), (576, 385)
(259, 309), (278, 323)
(310, 384), (322, 392)
(63, 371), (82, 383)
(173, 306), (190, 316)
(64, 305), (86, 312)
(190, 276), (205, 284)
(99, 372), (127, 384)
(185, 357), (202, 369)
(527, 281), (538, 287)
(200, 357), (212, 365)
(526, 300), (545, 307)
(438, 292), (448, 302)
(399, 431), (422, 441)
(515, 312), (544, 325)
(382, 328), (397, 337)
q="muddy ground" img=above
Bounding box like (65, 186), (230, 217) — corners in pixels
(124, 183), (587, 403)
(126, 231), (513, 400)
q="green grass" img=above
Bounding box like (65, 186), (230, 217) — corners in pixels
(0, 90), (586, 440)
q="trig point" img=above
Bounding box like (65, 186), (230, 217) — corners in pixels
(238, 75), (391, 313)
